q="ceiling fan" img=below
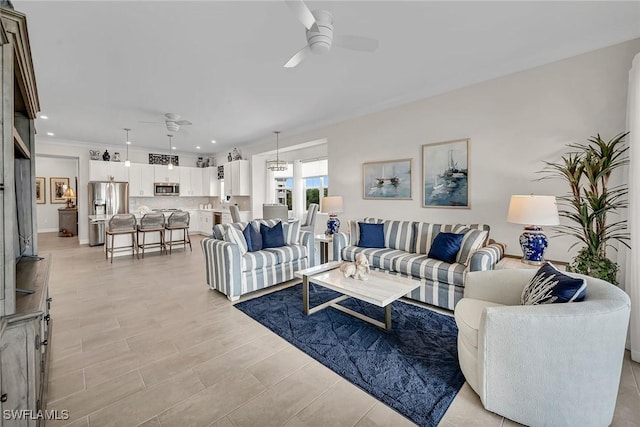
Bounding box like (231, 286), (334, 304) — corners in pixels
(139, 113), (193, 132)
(283, 0), (379, 68)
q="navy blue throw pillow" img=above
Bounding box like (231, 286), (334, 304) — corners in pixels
(260, 221), (285, 249)
(521, 262), (588, 305)
(428, 232), (464, 264)
(358, 222), (385, 248)
(243, 224), (263, 252)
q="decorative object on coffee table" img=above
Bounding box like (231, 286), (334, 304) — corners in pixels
(50, 177), (70, 204)
(321, 195), (343, 235)
(507, 195), (559, 265)
(340, 253), (370, 280)
(102, 150), (110, 161)
(363, 158), (412, 199)
(422, 138), (469, 208)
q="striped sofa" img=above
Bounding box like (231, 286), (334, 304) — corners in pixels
(201, 220), (316, 301)
(332, 218), (505, 310)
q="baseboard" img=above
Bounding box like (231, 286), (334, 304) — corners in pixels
(38, 228), (58, 233)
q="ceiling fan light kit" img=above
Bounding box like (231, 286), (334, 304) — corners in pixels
(167, 134), (174, 170)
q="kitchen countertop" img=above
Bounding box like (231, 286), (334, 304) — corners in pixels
(89, 208), (250, 221)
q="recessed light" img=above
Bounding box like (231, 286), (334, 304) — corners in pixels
(172, 146), (176, 150)
(196, 146), (200, 149)
(126, 140), (131, 145)
(40, 115), (49, 120)
(47, 132), (54, 136)
(211, 140), (216, 144)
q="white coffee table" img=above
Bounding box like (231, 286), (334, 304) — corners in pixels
(295, 262), (421, 330)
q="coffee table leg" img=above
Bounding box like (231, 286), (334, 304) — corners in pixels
(303, 275), (310, 315)
(385, 305), (392, 330)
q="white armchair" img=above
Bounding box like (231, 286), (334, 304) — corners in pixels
(455, 268), (630, 427)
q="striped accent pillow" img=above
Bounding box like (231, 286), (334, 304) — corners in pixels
(455, 228), (489, 265)
(282, 220), (301, 245)
(414, 223), (462, 255)
(384, 220), (415, 252)
(223, 226), (248, 254)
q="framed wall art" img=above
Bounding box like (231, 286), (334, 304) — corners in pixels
(362, 158), (412, 200)
(50, 177), (69, 204)
(422, 138), (470, 208)
(35, 177), (45, 204)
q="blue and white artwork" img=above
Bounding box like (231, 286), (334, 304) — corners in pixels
(422, 139), (470, 208)
(363, 159), (412, 200)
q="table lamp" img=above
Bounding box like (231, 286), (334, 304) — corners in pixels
(63, 187), (76, 208)
(507, 195), (559, 265)
(321, 196), (344, 235)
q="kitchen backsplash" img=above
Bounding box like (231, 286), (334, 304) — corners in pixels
(129, 195), (251, 211)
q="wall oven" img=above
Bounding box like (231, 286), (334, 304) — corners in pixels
(154, 182), (180, 196)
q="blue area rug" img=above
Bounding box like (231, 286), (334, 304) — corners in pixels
(235, 283), (465, 427)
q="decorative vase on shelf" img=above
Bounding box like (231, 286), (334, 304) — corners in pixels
(196, 157), (204, 168)
(102, 150), (110, 161)
(113, 152), (121, 162)
(227, 153), (233, 162)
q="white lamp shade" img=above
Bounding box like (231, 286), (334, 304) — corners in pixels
(321, 196), (344, 213)
(507, 195), (559, 226)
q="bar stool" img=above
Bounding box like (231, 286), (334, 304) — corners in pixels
(105, 213), (138, 263)
(137, 213), (166, 258)
(165, 211), (192, 254)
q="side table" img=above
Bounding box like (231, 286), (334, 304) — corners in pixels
(58, 207), (78, 237)
(315, 234), (333, 264)
(496, 255), (567, 271)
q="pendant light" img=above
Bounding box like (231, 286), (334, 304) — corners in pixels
(124, 128), (131, 167)
(266, 130), (287, 171)
(167, 134), (174, 170)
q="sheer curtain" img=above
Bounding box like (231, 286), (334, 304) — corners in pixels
(625, 52), (640, 363)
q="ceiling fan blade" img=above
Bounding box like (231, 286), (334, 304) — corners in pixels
(333, 35), (379, 52)
(137, 120), (162, 124)
(284, 45), (311, 68)
(284, 0), (318, 31)
(175, 120), (192, 126)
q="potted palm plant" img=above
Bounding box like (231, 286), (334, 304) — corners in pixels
(539, 132), (630, 284)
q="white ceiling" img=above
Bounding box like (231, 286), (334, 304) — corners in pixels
(14, 1), (640, 154)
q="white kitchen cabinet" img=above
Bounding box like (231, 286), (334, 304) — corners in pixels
(186, 210), (199, 234)
(223, 160), (250, 196)
(179, 167), (204, 197)
(154, 164), (180, 183)
(198, 211), (214, 234)
(128, 163), (155, 197)
(203, 168), (220, 197)
(89, 160), (128, 182)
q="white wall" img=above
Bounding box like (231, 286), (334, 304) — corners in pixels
(237, 38), (640, 262)
(35, 156), (79, 232)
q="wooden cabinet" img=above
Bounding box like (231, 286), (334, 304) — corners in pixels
(89, 160), (128, 182)
(223, 160), (250, 196)
(153, 165), (180, 183)
(58, 208), (78, 236)
(129, 163), (154, 197)
(203, 168), (220, 197)
(178, 167), (204, 197)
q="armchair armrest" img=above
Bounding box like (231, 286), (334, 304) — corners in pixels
(469, 242), (505, 272)
(299, 231), (317, 267)
(332, 232), (350, 262)
(201, 237), (242, 300)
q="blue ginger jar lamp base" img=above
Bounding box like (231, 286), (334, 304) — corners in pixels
(519, 226), (549, 265)
(326, 214), (341, 236)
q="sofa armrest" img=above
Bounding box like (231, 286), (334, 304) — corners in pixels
(465, 269), (534, 305)
(332, 232), (350, 261)
(299, 231), (317, 267)
(201, 237), (242, 300)
(469, 242), (505, 272)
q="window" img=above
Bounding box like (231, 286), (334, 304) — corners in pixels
(302, 159), (328, 209)
(275, 177), (293, 210)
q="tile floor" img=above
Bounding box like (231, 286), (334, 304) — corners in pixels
(39, 233), (640, 427)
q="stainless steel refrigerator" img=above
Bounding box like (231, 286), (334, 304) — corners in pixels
(88, 181), (129, 246)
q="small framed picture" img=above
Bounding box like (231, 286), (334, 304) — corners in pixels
(422, 138), (470, 208)
(50, 177), (69, 204)
(362, 159), (412, 200)
(35, 177), (45, 204)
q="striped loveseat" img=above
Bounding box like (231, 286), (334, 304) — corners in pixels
(333, 218), (505, 310)
(201, 219), (316, 301)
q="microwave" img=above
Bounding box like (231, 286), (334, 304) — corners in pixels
(154, 183), (180, 196)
